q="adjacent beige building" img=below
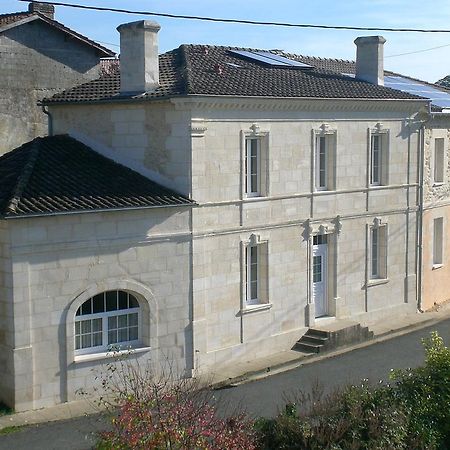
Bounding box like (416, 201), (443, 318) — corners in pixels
(0, 20), (435, 411)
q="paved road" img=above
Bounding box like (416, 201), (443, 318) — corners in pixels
(1, 319), (449, 450)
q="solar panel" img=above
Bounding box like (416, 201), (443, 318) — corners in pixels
(229, 50), (312, 69)
(384, 75), (450, 109)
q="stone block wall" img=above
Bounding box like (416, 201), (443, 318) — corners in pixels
(422, 123), (450, 309)
(0, 19), (104, 154)
(0, 221), (14, 407)
(6, 207), (192, 411)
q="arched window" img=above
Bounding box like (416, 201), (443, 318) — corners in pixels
(75, 290), (140, 354)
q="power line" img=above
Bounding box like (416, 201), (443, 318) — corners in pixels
(386, 42), (450, 58)
(17, 0), (450, 33)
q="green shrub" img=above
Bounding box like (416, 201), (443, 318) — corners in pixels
(391, 331), (450, 450)
(256, 332), (450, 450)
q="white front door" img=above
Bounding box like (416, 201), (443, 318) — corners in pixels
(312, 235), (328, 317)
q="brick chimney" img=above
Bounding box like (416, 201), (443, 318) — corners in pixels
(354, 36), (386, 86)
(117, 20), (161, 95)
(28, 2), (55, 20)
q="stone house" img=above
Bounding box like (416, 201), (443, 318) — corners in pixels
(0, 20), (431, 411)
(0, 1), (115, 154)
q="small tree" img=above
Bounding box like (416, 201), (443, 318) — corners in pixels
(93, 354), (257, 450)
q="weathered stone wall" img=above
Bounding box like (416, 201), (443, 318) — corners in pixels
(0, 221), (13, 407)
(7, 207), (192, 411)
(0, 19), (103, 154)
(422, 123), (450, 309)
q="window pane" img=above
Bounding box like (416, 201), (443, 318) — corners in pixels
(118, 314), (127, 328)
(118, 328), (128, 343)
(129, 295), (139, 308)
(434, 138), (445, 183)
(118, 291), (128, 310)
(108, 316), (117, 330)
(129, 313), (138, 327)
(108, 330), (117, 345)
(92, 332), (102, 347)
(250, 281), (258, 299)
(81, 320), (91, 334)
(371, 229), (379, 277)
(92, 318), (102, 332)
(81, 334), (91, 349)
(129, 327), (138, 341)
(106, 291), (117, 311)
(75, 336), (80, 350)
(93, 294), (105, 313)
(75, 321), (80, 335)
(81, 299), (92, 315)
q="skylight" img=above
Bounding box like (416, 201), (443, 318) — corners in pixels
(229, 50), (312, 69)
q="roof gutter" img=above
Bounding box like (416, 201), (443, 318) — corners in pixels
(2, 201), (196, 221)
(41, 93), (429, 108)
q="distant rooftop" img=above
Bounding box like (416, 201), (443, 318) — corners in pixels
(0, 5), (114, 58)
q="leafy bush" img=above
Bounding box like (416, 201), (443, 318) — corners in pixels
(94, 356), (257, 450)
(256, 332), (450, 450)
(391, 331), (450, 449)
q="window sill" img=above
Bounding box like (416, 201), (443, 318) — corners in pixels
(367, 278), (389, 287)
(74, 346), (151, 364)
(241, 303), (272, 315)
(432, 263), (444, 270)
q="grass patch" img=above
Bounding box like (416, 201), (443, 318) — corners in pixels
(0, 402), (12, 417)
(0, 425), (24, 436)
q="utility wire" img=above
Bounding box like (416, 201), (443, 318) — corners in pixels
(17, 0), (450, 33)
(386, 42), (450, 58)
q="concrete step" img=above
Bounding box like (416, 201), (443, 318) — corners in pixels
(294, 322), (374, 355)
(294, 341), (322, 353)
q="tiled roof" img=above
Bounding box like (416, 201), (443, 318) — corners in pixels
(44, 45), (425, 104)
(436, 75), (450, 89)
(0, 135), (194, 218)
(0, 11), (114, 57)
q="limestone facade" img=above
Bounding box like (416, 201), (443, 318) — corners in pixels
(421, 119), (450, 310)
(0, 208), (192, 411)
(51, 97), (421, 377)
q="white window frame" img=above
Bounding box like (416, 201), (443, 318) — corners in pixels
(242, 125), (269, 199)
(242, 234), (270, 309)
(369, 221), (388, 281)
(369, 126), (389, 187)
(313, 126), (336, 192)
(245, 243), (259, 305)
(245, 137), (261, 197)
(433, 137), (445, 185)
(433, 217), (444, 267)
(74, 291), (140, 356)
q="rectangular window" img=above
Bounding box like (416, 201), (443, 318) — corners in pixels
(370, 134), (382, 185)
(244, 240), (269, 306)
(315, 133), (336, 191)
(245, 138), (260, 196)
(433, 217), (444, 266)
(245, 245), (258, 304)
(434, 138), (445, 184)
(370, 225), (387, 280)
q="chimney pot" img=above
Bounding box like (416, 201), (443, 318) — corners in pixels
(354, 35), (386, 86)
(28, 2), (55, 20)
(117, 20), (161, 95)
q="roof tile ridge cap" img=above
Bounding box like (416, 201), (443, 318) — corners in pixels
(179, 44), (193, 94)
(7, 137), (42, 214)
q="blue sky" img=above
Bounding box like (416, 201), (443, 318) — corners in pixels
(3, 0), (450, 82)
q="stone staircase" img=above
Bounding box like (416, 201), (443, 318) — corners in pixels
(294, 321), (374, 354)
